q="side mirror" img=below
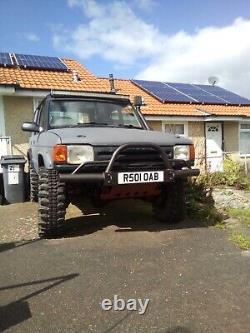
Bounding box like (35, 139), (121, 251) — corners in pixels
(22, 122), (40, 133)
(133, 96), (143, 106)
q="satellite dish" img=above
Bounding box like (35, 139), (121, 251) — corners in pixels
(208, 76), (219, 86)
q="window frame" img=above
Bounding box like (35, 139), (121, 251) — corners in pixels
(162, 121), (188, 137)
(239, 122), (250, 157)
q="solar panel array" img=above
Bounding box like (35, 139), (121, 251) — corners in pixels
(133, 80), (250, 105)
(0, 52), (12, 67)
(15, 53), (68, 71)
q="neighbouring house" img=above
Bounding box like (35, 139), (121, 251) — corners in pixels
(0, 52), (250, 173)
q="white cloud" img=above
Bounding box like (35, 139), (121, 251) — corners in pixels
(137, 17), (250, 98)
(54, 0), (166, 65)
(24, 33), (40, 42)
(54, 1), (250, 97)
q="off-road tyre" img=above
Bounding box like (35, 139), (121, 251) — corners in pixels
(29, 163), (39, 202)
(152, 179), (186, 224)
(38, 167), (66, 238)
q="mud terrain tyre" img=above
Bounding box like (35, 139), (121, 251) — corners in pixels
(29, 163), (39, 202)
(152, 179), (186, 224)
(38, 167), (66, 238)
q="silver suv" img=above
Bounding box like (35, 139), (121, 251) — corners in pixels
(22, 91), (199, 237)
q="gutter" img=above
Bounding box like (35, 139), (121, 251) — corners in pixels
(0, 85), (16, 95)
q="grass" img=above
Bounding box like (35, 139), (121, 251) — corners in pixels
(229, 232), (250, 250)
(228, 208), (250, 227)
(214, 221), (227, 230)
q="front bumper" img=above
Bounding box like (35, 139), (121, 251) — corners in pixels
(58, 143), (200, 184)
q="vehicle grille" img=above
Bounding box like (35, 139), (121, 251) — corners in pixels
(94, 145), (173, 171)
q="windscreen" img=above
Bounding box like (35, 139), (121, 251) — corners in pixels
(49, 100), (143, 129)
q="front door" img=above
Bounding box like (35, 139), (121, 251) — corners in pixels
(205, 122), (223, 172)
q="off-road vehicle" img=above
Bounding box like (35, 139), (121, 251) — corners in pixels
(22, 91), (199, 237)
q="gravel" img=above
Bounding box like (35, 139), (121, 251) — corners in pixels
(213, 188), (250, 209)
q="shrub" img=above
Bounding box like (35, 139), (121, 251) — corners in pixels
(185, 178), (223, 225)
(197, 156), (250, 190)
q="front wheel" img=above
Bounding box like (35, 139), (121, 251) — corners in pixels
(38, 168), (66, 238)
(152, 179), (186, 224)
(29, 163), (38, 202)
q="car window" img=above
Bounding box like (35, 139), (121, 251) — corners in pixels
(48, 100), (143, 128)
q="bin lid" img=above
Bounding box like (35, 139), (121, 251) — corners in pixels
(0, 155), (26, 165)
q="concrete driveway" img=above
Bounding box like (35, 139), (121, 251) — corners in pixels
(0, 201), (249, 333)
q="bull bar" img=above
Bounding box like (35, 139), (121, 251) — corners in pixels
(59, 143), (200, 184)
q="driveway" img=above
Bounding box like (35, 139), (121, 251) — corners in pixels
(0, 201), (249, 333)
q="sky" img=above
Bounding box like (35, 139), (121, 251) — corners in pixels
(0, 0), (250, 97)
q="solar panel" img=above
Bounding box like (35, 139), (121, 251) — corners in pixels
(167, 82), (227, 104)
(15, 53), (68, 71)
(0, 52), (13, 67)
(132, 80), (193, 103)
(133, 80), (250, 105)
(196, 85), (250, 105)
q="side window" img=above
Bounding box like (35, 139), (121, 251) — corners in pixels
(33, 106), (40, 124)
(33, 101), (46, 128)
(38, 103), (47, 129)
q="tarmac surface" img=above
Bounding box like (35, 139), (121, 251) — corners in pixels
(0, 201), (250, 333)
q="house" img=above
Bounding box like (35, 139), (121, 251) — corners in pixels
(0, 52), (250, 172)
(99, 78), (250, 172)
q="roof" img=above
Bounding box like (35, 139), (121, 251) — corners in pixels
(99, 78), (250, 118)
(0, 59), (110, 92)
(1, 53), (250, 118)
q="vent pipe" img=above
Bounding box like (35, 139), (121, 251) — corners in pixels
(109, 74), (116, 93)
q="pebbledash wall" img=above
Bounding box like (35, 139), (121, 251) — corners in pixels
(3, 96), (33, 156)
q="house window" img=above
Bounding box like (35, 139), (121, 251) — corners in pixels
(164, 123), (188, 136)
(240, 123), (250, 156)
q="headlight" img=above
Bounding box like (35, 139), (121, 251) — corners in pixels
(67, 145), (94, 164)
(174, 145), (190, 160)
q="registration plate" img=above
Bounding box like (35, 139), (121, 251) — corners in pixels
(118, 171), (164, 184)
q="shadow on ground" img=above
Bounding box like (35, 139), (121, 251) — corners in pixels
(55, 200), (211, 239)
(0, 273), (79, 332)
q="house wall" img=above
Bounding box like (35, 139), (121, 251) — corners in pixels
(188, 122), (206, 170)
(0, 96), (5, 136)
(223, 122), (239, 157)
(3, 96), (33, 157)
(224, 121), (250, 173)
(147, 120), (162, 131)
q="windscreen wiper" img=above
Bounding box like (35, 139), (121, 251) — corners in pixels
(77, 122), (110, 127)
(118, 124), (143, 129)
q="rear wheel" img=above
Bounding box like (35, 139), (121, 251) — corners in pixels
(38, 168), (66, 238)
(29, 163), (38, 202)
(152, 179), (186, 224)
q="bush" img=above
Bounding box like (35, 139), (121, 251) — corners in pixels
(185, 178), (223, 225)
(197, 156), (250, 190)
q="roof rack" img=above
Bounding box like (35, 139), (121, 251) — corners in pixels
(50, 90), (130, 100)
